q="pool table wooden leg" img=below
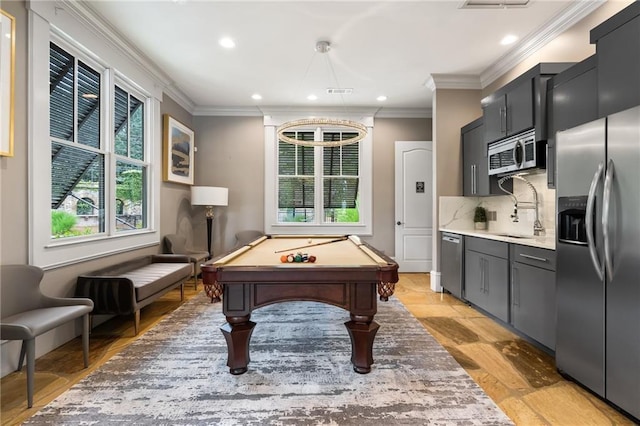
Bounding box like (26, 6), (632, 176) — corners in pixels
(345, 316), (379, 374)
(220, 316), (256, 375)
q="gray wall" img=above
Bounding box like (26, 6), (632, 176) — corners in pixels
(192, 116), (265, 255)
(192, 116), (432, 257)
(0, 0), (195, 376)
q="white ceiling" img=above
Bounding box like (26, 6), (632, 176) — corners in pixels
(85, 0), (601, 116)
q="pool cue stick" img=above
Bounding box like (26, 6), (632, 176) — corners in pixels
(274, 236), (348, 253)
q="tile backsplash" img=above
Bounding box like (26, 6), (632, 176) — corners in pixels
(440, 171), (555, 237)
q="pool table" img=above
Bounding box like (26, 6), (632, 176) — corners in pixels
(201, 235), (399, 375)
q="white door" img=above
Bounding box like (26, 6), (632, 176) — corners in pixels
(395, 141), (432, 272)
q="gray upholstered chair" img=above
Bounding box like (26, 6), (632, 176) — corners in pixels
(164, 234), (209, 289)
(0, 264), (94, 408)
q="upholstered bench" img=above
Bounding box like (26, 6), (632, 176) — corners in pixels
(75, 254), (191, 335)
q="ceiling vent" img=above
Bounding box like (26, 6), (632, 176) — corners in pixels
(326, 88), (353, 95)
(461, 0), (530, 8)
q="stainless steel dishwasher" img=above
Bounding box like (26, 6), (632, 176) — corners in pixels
(441, 232), (463, 299)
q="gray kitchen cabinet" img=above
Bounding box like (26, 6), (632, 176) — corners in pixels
(591, 2), (640, 118)
(464, 237), (509, 322)
(546, 56), (598, 188)
(462, 117), (511, 196)
(510, 245), (557, 350)
(483, 78), (533, 143)
(482, 63), (574, 145)
(462, 117), (488, 196)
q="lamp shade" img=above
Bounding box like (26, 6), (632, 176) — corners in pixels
(191, 186), (228, 206)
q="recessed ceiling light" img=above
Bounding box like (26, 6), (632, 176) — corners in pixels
(377, 95), (387, 102)
(500, 34), (518, 45)
(251, 93), (262, 100)
(219, 37), (236, 49)
(307, 94), (318, 101)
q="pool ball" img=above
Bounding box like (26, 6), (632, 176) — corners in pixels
(280, 255), (287, 263)
(287, 254), (295, 263)
(308, 255), (316, 263)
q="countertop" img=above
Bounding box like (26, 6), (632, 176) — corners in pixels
(439, 228), (555, 250)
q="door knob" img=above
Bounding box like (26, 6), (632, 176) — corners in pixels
(396, 221), (402, 225)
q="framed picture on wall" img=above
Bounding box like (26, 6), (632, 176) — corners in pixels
(163, 114), (194, 185)
(1, 9), (15, 157)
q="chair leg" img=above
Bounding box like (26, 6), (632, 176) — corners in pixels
(134, 310), (140, 336)
(192, 262), (198, 290)
(180, 282), (185, 301)
(18, 340), (27, 371)
(25, 338), (35, 408)
(82, 314), (90, 368)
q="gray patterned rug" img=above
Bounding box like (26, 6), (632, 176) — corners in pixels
(26, 292), (512, 425)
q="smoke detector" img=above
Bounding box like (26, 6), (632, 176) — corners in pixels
(315, 41), (331, 53)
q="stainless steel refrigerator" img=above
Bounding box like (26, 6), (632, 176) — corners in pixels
(556, 105), (640, 420)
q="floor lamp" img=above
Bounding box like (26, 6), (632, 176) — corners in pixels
(190, 186), (229, 258)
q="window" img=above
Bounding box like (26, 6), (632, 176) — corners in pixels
(49, 42), (150, 238)
(277, 131), (361, 224)
(277, 132), (315, 222)
(113, 85), (147, 232)
(50, 43), (105, 238)
(264, 118), (373, 235)
(29, 5), (162, 268)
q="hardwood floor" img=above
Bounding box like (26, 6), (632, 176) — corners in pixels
(1, 274), (634, 425)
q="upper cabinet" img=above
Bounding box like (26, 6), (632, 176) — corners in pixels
(546, 56), (598, 188)
(482, 63), (574, 145)
(590, 2), (640, 118)
(482, 78), (533, 143)
(462, 117), (511, 197)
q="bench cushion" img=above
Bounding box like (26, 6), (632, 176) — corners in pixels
(1, 305), (93, 339)
(122, 262), (192, 301)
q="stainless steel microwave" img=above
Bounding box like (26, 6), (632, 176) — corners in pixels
(487, 130), (545, 175)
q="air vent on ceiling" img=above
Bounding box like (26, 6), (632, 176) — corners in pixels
(461, 0), (530, 8)
(326, 88), (353, 95)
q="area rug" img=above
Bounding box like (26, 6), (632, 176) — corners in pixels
(26, 292), (512, 425)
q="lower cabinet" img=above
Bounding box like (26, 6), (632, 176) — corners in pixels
(462, 237), (557, 350)
(510, 245), (557, 350)
(464, 237), (509, 322)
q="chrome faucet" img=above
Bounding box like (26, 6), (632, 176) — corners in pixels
(498, 174), (545, 236)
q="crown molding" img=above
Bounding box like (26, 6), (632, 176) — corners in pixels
(192, 105), (431, 119)
(424, 74), (482, 92)
(480, 0), (605, 87)
(192, 106), (265, 117)
(193, 106), (433, 118)
(63, 0), (195, 113)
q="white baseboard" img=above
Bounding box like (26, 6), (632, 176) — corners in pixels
(430, 270), (442, 292)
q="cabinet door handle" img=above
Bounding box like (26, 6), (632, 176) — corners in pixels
(480, 257), (484, 292)
(484, 258), (489, 293)
(512, 266), (519, 306)
(472, 164), (477, 194)
(519, 253), (548, 263)
(500, 106), (506, 133)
